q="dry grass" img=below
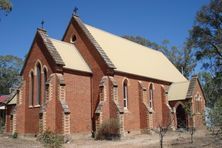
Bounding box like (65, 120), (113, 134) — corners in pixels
(0, 129), (221, 148)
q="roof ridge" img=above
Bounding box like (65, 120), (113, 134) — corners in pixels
(84, 24), (163, 54)
(73, 16), (116, 69)
(49, 38), (74, 46)
(172, 80), (190, 84)
(37, 29), (65, 66)
(186, 76), (197, 98)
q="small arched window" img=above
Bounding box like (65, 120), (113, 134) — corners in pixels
(195, 93), (201, 113)
(36, 63), (41, 105)
(149, 83), (154, 109)
(123, 80), (128, 109)
(43, 68), (47, 103)
(29, 72), (34, 106)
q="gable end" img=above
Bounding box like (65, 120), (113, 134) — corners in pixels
(71, 15), (116, 69)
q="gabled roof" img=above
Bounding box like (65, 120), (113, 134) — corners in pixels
(168, 81), (190, 101)
(37, 29), (65, 66)
(20, 28), (65, 74)
(21, 28), (91, 74)
(50, 38), (91, 73)
(66, 16), (116, 70)
(85, 24), (187, 83)
(168, 75), (199, 101)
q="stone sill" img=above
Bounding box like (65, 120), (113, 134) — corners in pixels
(29, 105), (41, 108)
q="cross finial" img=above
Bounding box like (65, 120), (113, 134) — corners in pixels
(73, 7), (78, 16)
(41, 19), (45, 29)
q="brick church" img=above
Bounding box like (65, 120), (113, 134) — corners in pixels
(5, 14), (205, 137)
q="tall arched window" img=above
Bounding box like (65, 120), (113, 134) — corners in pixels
(123, 80), (128, 109)
(195, 93), (201, 113)
(29, 72), (34, 106)
(36, 63), (41, 105)
(43, 68), (47, 103)
(149, 83), (154, 109)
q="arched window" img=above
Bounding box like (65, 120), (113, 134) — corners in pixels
(36, 63), (41, 105)
(149, 83), (154, 109)
(43, 68), (47, 103)
(29, 72), (34, 106)
(123, 80), (128, 109)
(195, 93), (201, 113)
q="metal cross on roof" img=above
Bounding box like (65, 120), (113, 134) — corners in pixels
(73, 7), (78, 16)
(41, 20), (45, 29)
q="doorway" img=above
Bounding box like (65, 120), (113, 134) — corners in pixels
(176, 104), (186, 128)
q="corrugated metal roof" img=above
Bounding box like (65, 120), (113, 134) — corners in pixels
(168, 81), (190, 101)
(50, 38), (92, 73)
(85, 24), (187, 83)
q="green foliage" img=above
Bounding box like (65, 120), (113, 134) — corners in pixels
(12, 132), (18, 139)
(199, 72), (222, 108)
(184, 101), (196, 143)
(122, 36), (160, 50)
(208, 98), (222, 134)
(122, 36), (196, 78)
(188, 1), (222, 139)
(188, 0), (222, 73)
(0, 0), (12, 14)
(95, 118), (120, 140)
(0, 55), (23, 94)
(37, 130), (64, 148)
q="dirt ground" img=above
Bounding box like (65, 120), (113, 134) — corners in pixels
(0, 129), (221, 148)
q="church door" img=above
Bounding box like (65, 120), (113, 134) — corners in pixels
(176, 104), (187, 128)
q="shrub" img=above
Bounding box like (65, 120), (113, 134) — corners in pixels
(37, 130), (64, 148)
(95, 118), (120, 140)
(12, 132), (18, 139)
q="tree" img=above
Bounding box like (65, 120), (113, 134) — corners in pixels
(188, 0), (222, 73)
(188, 0), (222, 107)
(0, 55), (23, 94)
(123, 36), (196, 78)
(152, 112), (175, 148)
(122, 35), (160, 50)
(0, 0), (12, 14)
(208, 97), (222, 137)
(184, 101), (196, 144)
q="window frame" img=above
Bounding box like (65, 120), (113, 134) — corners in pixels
(123, 79), (128, 109)
(149, 83), (154, 109)
(36, 63), (42, 106)
(29, 71), (34, 107)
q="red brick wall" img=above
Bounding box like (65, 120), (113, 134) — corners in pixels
(192, 80), (205, 128)
(114, 74), (170, 132)
(18, 37), (54, 134)
(5, 105), (14, 133)
(63, 70), (92, 133)
(63, 20), (109, 131)
(169, 79), (205, 129)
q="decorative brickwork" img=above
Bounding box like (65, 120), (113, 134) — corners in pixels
(109, 76), (124, 136)
(95, 76), (108, 132)
(138, 81), (153, 133)
(63, 114), (70, 135)
(57, 74), (71, 137)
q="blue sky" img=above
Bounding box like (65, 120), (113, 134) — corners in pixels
(0, 0), (210, 59)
